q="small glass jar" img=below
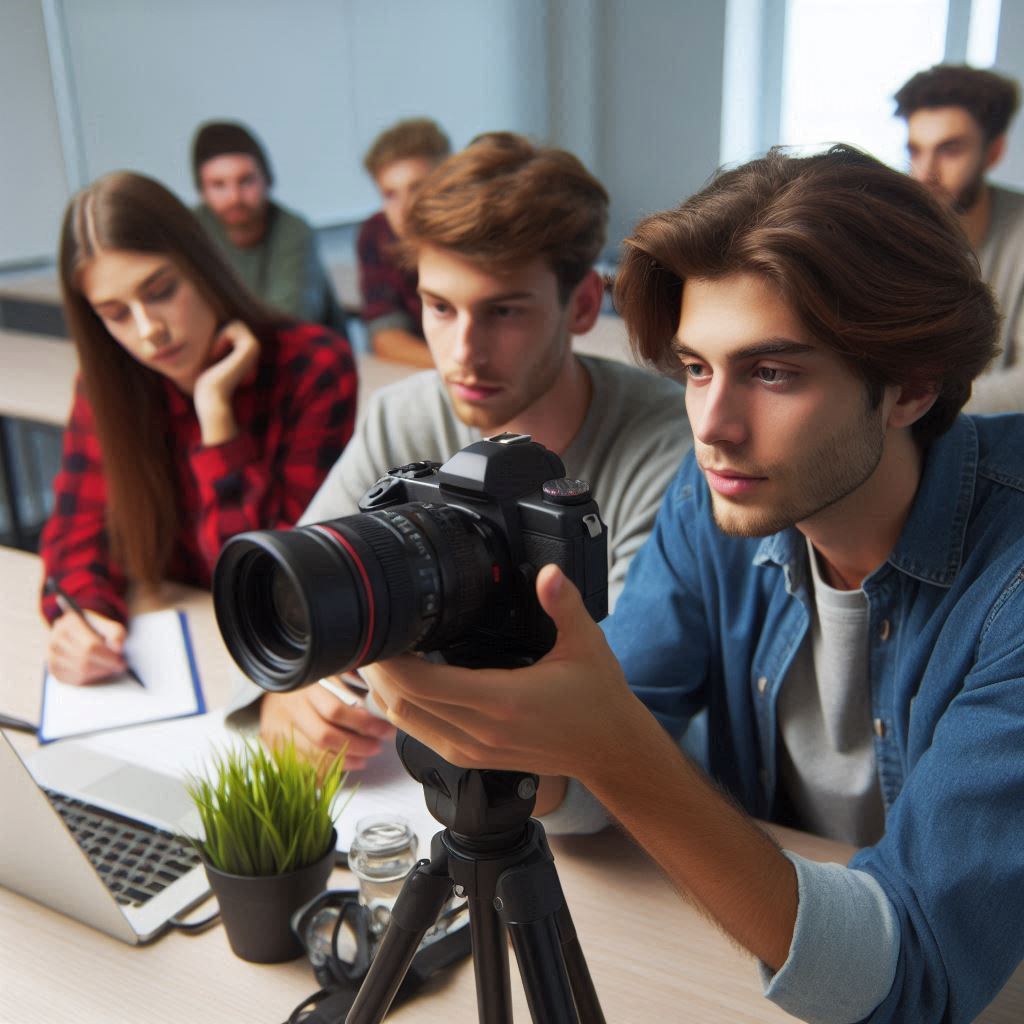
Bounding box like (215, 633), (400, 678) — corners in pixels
(347, 815), (419, 936)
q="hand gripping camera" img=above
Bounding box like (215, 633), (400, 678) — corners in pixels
(212, 433), (608, 690)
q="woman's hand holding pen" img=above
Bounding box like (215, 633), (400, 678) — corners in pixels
(47, 609), (129, 686)
(193, 319), (261, 446)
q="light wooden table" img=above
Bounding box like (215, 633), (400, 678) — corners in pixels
(0, 272), (62, 304)
(0, 312), (627, 439)
(0, 267), (637, 367)
(0, 328), (78, 426)
(0, 272), (66, 337)
(1, 545), (1021, 1023)
(0, 326), (415, 428)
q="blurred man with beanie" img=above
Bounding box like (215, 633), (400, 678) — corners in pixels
(192, 120), (346, 332)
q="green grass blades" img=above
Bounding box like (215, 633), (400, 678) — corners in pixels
(185, 737), (350, 876)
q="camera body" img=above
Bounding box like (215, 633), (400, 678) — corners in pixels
(213, 433), (608, 691)
(358, 432), (607, 664)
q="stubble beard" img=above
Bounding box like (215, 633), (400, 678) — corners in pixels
(447, 316), (573, 434)
(952, 170), (986, 214)
(709, 404), (887, 538)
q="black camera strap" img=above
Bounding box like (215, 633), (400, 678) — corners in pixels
(284, 919), (472, 1024)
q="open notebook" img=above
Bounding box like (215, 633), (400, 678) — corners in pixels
(39, 609), (205, 743)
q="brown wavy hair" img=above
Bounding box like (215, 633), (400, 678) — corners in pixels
(400, 131), (608, 303)
(614, 145), (999, 445)
(58, 171), (284, 583)
(363, 117), (451, 178)
(895, 64), (1019, 142)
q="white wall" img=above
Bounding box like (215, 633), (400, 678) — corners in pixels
(60, 0), (550, 225)
(6, 1), (1023, 270)
(597, 0), (727, 248)
(0, 0), (70, 265)
(993, 0), (1024, 186)
(0, 0), (559, 266)
(0, 0), (732, 268)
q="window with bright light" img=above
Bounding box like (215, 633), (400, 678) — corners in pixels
(779, 0), (949, 168)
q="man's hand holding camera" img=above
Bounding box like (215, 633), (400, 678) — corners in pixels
(359, 564), (653, 807)
(366, 562), (799, 971)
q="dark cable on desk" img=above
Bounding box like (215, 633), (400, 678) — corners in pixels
(168, 908), (221, 935)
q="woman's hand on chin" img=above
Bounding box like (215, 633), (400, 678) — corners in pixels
(193, 320), (261, 445)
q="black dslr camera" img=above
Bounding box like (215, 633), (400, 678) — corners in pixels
(213, 433), (608, 691)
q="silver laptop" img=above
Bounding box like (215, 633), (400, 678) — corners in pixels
(0, 730), (210, 943)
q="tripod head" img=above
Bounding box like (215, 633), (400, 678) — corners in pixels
(397, 732), (538, 840)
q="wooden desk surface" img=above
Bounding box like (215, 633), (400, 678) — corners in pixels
(0, 328), (78, 425)
(1, 545), (1021, 1023)
(0, 326), (415, 429)
(0, 267), (633, 365)
(0, 272), (62, 305)
(0, 310), (619, 434)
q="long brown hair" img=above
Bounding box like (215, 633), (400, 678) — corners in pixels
(614, 145), (999, 445)
(58, 170), (284, 583)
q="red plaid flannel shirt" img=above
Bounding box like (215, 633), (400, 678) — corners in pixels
(357, 211), (423, 336)
(40, 322), (357, 624)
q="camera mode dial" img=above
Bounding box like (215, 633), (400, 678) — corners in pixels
(542, 478), (592, 505)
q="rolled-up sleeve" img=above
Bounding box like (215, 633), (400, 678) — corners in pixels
(538, 778), (610, 836)
(759, 851), (899, 1024)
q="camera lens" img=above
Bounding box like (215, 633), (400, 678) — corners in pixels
(270, 565), (309, 646)
(213, 503), (512, 692)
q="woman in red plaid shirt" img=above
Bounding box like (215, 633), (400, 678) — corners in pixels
(41, 172), (357, 686)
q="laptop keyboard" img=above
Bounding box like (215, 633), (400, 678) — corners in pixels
(44, 788), (202, 908)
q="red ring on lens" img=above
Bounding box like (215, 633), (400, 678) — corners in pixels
(311, 525), (376, 669)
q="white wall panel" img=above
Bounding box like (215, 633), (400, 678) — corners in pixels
(0, 0), (70, 264)
(58, 0), (550, 228)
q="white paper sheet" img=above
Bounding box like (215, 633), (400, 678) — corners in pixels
(39, 609), (204, 742)
(77, 708), (441, 859)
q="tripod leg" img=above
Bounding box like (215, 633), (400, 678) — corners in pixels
(346, 842), (453, 1024)
(466, 896), (514, 1024)
(507, 914), (579, 1022)
(555, 905), (605, 1024)
(498, 858), (579, 1024)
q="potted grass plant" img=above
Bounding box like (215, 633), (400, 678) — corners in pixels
(186, 737), (349, 963)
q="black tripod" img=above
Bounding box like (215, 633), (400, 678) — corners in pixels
(345, 731), (605, 1023)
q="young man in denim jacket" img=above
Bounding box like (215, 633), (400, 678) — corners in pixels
(363, 146), (1024, 1023)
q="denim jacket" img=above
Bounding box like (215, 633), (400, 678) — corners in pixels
(602, 414), (1024, 1023)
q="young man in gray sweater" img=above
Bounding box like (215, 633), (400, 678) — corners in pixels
(235, 132), (692, 764)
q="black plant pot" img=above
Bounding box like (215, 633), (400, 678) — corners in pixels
(203, 829), (337, 964)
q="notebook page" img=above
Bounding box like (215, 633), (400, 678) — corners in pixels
(39, 609), (204, 742)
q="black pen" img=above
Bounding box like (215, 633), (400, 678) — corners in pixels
(44, 577), (146, 689)
(0, 712), (38, 735)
